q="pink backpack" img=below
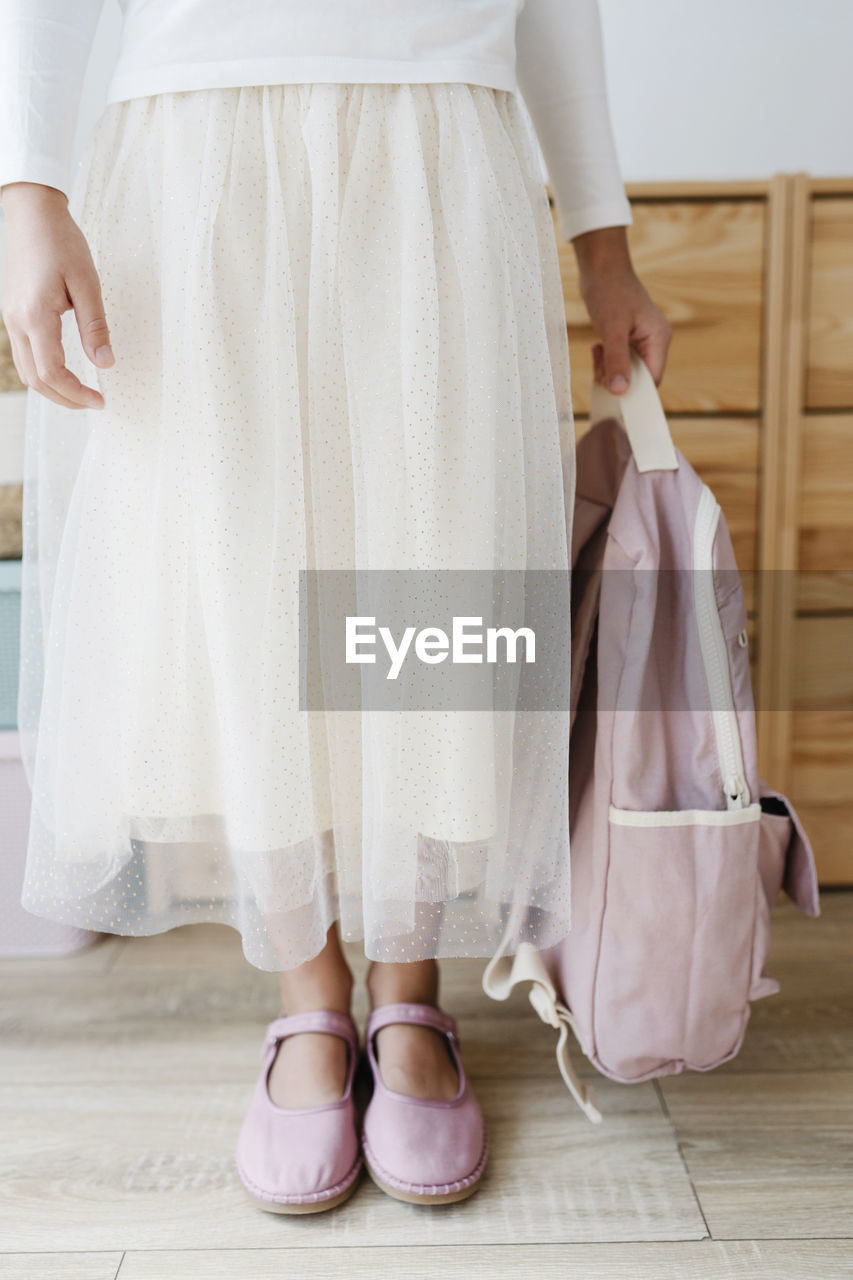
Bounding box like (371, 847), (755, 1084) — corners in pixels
(483, 350), (821, 1122)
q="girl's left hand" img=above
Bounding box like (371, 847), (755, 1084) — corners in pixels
(584, 268), (673, 394)
(572, 226), (673, 394)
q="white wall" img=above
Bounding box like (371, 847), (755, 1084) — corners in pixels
(599, 0), (853, 181)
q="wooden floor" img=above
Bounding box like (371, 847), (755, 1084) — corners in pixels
(2, 892), (852, 1280)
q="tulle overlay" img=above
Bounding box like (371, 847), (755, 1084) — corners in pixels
(18, 82), (576, 969)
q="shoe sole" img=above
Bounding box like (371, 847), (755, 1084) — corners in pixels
(363, 1155), (485, 1206)
(241, 1164), (362, 1215)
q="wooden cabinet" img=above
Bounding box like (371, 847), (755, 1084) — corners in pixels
(562, 174), (853, 884)
(792, 181), (853, 882)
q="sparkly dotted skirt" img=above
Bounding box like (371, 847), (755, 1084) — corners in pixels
(18, 82), (575, 969)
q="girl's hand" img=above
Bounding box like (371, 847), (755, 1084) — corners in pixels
(1, 181), (114, 409)
(571, 224), (672, 394)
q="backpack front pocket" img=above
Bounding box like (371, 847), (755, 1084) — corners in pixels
(592, 801), (762, 1081)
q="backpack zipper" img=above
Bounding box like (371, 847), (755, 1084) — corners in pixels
(692, 483), (751, 811)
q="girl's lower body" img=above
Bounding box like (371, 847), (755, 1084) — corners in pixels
(17, 82), (575, 1208)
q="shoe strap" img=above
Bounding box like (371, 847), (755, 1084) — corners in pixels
(366, 1001), (459, 1043)
(262, 1009), (358, 1058)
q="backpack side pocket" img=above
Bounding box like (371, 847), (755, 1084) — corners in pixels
(749, 781), (822, 999)
(593, 802), (762, 1081)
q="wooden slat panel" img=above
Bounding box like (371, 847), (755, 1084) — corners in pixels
(791, 804), (853, 884)
(793, 615), (853, 708)
(805, 198), (853, 408)
(799, 413), (853, 551)
(558, 200), (765, 415)
(808, 178), (853, 196)
(624, 179), (773, 200)
(790, 709), (853, 801)
(790, 185), (853, 882)
(797, 411), (853, 608)
(755, 174), (807, 796)
(796, 574), (853, 612)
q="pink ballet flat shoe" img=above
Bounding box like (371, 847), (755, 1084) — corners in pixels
(235, 1010), (362, 1214)
(361, 1001), (488, 1205)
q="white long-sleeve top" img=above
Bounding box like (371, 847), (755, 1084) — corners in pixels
(0, 0), (632, 243)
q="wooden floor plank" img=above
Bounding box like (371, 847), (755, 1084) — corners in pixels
(0, 964), (574, 1086)
(0, 1074), (701, 1251)
(0, 895), (848, 1255)
(660, 1071), (853, 1239)
(116, 1240), (853, 1280)
(0, 934), (124, 976)
(109, 925), (249, 972)
(3, 896), (850, 1088)
(0, 1256), (122, 1280)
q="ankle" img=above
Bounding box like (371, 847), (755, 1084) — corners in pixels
(366, 958), (440, 1010)
(279, 966), (354, 1017)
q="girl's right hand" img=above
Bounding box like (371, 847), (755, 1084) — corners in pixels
(1, 181), (114, 410)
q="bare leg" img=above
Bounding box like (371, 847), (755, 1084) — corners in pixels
(365, 958), (460, 1101)
(268, 922), (354, 1109)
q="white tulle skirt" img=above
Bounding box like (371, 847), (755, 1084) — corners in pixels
(18, 82), (576, 970)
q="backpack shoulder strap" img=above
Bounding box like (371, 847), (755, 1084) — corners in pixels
(589, 348), (679, 474)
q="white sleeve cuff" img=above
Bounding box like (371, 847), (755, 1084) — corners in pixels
(0, 154), (72, 199)
(553, 196), (633, 245)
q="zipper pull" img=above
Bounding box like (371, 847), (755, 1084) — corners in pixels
(724, 774), (750, 809)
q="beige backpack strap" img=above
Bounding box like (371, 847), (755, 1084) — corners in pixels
(588, 348), (679, 474)
(482, 935), (603, 1124)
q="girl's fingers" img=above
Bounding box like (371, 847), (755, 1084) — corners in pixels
(632, 320), (672, 386)
(16, 328), (88, 409)
(10, 328), (82, 409)
(599, 322), (632, 393)
(591, 341), (605, 386)
(68, 268), (114, 368)
(26, 308), (105, 409)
